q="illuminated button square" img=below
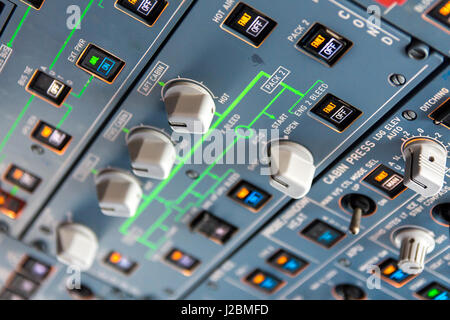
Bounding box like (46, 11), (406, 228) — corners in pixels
(363, 164), (407, 199)
(26, 70), (72, 107)
(0, 189), (26, 220)
(228, 180), (271, 212)
(427, 0), (450, 28)
(115, 0), (168, 27)
(244, 269), (284, 294)
(19, 257), (52, 282)
(31, 121), (72, 154)
(296, 23), (352, 67)
(104, 251), (138, 275)
(77, 44), (125, 84)
(416, 282), (449, 300)
(222, 2), (277, 47)
(5, 165), (41, 193)
(190, 211), (238, 245)
(310, 94), (362, 132)
(300, 219), (345, 249)
(6, 273), (38, 299)
(379, 258), (416, 287)
(164, 248), (200, 276)
(267, 249), (308, 276)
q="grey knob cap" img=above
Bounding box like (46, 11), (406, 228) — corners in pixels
(402, 137), (447, 197)
(56, 223), (98, 271)
(94, 169), (143, 218)
(126, 126), (176, 180)
(392, 226), (435, 275)
(269, 141), (315, 199)
(162, 79), (215, 134)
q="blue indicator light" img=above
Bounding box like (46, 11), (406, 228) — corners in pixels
(244, 191), (263, 207)
(390, 269), (409, 282)
(260, 278), (277, 290)
(434, 292), (449, 300)
(283, 259), (300, 272)
(318, 231), (337, 244)
(97, 57), (115, 76)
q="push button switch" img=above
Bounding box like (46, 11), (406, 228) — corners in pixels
(76, 44), (125, 84)
(222, 2), (277, 48)
(115, 0), (168, 27)
(296, 23), (352, 67)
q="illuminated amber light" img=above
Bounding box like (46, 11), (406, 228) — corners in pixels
(383, 265), (396, 275)
(171, 250), (183, 261)
(323, 102), (337, 114)
(237, 187), (250, 199)
(375, 171), (389, 182)
(12, 169), (24, 180)
(41, 126), (53, 138)
(237, 13), (252, 27)
(276, 255), (288, 265)
(252, 273), (265, 284)
(128, 0), (138, 4)
(109, 252), (122, 264)
(439, 1), (450, 16)
(311, 34), (325, 48)
(0, 196), (5, 205)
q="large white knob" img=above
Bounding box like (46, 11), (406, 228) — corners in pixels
(162, 79), (216, 134)
(126, 126), (176, 180)
(56, 223), (98, 271)
(402, 137), (447, 197)
(392, 226), (435, 275)
(94, 169), (142, 218)
(269, 140), (315, 199)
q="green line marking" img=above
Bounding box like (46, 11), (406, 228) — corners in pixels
(138, 208), (172, 243)
(248, 88), (286, 127)
(49, 0), (95, 70)
(119, 71), (270, 234)
(122, 127), (130, 134)
(98, 0), (104, 8)
(280, 82), (305, 97)
(288, 79), (324, 114)
(91, 169), (99, 175)
(56, 103), (73, 129)
(10, 186), (19, 196)
(7, 7), (31, 48)
(0, 96), (34, 153)
(207, 173), (220, 180)
(214, 112), (222, 117)
(71, 76), (94, 98)
(158, 81), (165, 87)
(120, 72), (316, 248)
(263, 112), (276, 119)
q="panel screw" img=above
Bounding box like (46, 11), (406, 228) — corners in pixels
(186, 169), (199, 180)
(406, 42), (429, 60)
(338, 258), (351, 267)
(31, 144), (45, 155)
(389, 74), (406, 86)
(402, 110), (417, 121)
